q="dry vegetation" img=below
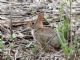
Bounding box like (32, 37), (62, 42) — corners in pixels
(0, 0), (80, 60)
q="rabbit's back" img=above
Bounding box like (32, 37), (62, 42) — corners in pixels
(34, 27), (60, 51)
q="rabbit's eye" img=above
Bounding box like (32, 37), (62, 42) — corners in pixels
(32, 22), (34, 24)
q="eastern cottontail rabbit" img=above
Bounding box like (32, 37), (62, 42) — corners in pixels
(28, 11), (60, 52)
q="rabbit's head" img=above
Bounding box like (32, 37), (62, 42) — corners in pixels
(27, 11), (44, 30)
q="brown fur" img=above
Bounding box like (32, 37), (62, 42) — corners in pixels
(28, 12), (60, 52)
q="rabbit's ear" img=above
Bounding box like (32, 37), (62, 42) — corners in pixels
(36, 12), (44, 29)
